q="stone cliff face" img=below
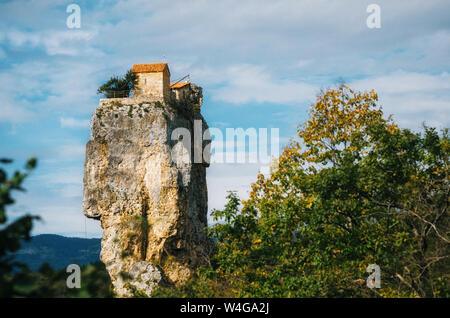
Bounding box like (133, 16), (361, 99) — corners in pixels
(82, 94), (210, 297)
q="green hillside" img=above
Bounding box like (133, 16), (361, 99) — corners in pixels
(13, 234), (101, 271)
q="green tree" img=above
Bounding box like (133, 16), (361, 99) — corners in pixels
(0, 157), (39, 297)
(97, 69), (137, 98)
(155, 84), (449, 298)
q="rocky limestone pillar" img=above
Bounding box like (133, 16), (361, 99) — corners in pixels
(82, 95), (210, 297)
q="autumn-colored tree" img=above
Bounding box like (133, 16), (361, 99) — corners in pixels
(154, 84), (449, 298)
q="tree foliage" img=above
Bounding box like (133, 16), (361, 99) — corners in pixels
(0, 158), (113, 298)
(0, 157), (39, 297)
(155, 84), (449, 298)
(11, 262), (113, 298)
(97, 69), (137, 98)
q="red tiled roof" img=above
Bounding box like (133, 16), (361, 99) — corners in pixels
(170, 82), (190, 89)
(131, 63), (170, 74)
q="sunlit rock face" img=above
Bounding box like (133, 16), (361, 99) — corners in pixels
(82, 94), (210, 297)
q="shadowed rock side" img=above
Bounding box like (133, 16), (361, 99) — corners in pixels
(82, 95), (210, 297)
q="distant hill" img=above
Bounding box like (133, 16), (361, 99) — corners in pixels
(13, 234), (101, 271)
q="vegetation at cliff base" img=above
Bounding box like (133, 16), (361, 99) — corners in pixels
(0, 157), (39, 297)
(154, 84), (449, 298)
(11, 261), (113, 298)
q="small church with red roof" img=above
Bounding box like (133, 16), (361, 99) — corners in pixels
(131, 63), (194, 103)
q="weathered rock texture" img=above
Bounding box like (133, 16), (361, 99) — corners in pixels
(82, 94), (210, 297)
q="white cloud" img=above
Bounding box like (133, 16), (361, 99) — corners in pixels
(57, 145), (86, 159)
(295, 59), (314, 68)
(58, 184), (83, 199)
(0, 100), (35, 123)
(32, 166), (84, 199)
(60, 117), (90, 129)
(352, 71), (450, 94)
(207, 163), (260, 223)
(212, 64), (317, 104)
(31, 205), (101, 237)
(39, 168), (83, 186)
(351, 71), (450, 129)
(0, 60), (102, 120)
(10, 186), (102, 237)
(5, 29), (100, 56)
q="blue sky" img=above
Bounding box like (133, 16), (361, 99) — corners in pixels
(1, 0), (449, 237)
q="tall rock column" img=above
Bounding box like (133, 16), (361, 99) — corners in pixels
(82, 95), (210, 297)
